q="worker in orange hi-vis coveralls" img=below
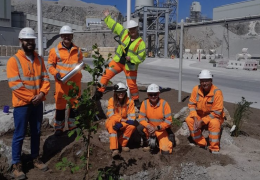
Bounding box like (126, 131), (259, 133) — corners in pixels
(137, 84), (173, 155)
(185, 69), (224, 154)
(47, 25), (83, 136)
(93, 9), (146, 109)
(106, 82), (136, 158)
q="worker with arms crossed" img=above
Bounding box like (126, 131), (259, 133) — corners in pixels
(7, 27), (50, 179)
(137, 84), (174, 154)
(186, 69), (224, 154)
(48, 25), (83, 136)
(93, 9), (146, 109)
(106, 82), (136, 158)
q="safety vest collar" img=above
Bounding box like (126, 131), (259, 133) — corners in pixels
(57, 42), (79, 51)
(148, 98), (161, 108)
(198, 84), (216, 97)
(17, 50), (38, 62)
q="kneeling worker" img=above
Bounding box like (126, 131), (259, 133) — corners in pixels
(106, 82), (136, 158)
(185, 69), (224, 154)
(137, 84), (173, 154)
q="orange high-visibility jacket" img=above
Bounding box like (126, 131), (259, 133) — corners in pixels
(138, 99), (172, 130)
(188, 84), (224, 124)
(7, 50), (50, 107)
(47, 42), (83, 82)
(106, 97), (136, 122)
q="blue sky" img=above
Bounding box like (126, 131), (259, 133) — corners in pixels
(47, 0), (247, 21)
(81, 0), (246, 21)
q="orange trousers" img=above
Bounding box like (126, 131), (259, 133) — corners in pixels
(105, 118), (136, 150)
(185, 115), (221, 151)
(54, 80), (81, 110)
(54, 80), (81, 131)
(143, 128), (173, 154)
(98, 60), (139, 100)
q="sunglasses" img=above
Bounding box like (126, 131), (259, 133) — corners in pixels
(148, 93), (158, 97)
(116, 91), (126, 94)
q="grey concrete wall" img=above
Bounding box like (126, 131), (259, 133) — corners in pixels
(0, 0), (11, 27)
(0, 27), (21, 46)
(213, 0), (260, 20)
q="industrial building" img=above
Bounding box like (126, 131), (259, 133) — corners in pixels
(0, 0), (11, 27)
(213, 0), (260, 20)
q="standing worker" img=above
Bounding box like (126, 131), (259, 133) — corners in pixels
(48, 25), (83, 136)
(7, 27), (50, 179)
(93, 9), (146, 109)
(106, 82), (136, 158)
(185, 69), (224, 154)
(137, 84), (173, 154)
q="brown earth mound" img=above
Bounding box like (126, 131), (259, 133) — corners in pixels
(0, 80), (259, 179)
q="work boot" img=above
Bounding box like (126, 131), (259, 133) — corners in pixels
(143, 146), (150, 152)
(122, 147), (130, 152)
(92, 91), (103, 100)
(211, 150), (220, 154)
(33, 157), (48, 171)
(112, 149), (120, 158)
(54, 129), (63, 136)
(134, 99), (141, 109)
(12, 163), (26, 180)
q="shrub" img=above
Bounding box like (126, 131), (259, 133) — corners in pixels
(232, 97), (253, 137)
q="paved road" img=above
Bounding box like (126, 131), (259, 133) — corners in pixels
(1, 56), (259, 109)
(83, 58), (260, 109)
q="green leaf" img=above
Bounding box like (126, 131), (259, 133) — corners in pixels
(62, 157), (68, 163)
(68, 129), (75, 137)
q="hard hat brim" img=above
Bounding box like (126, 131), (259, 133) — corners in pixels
(59, 32), (74, 35)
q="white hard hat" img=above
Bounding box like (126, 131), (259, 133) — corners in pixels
(198, 69), (213, 79)
(18, 27), (36, 39)
(59, 25), (73, 34)
(114, 82), (127, 92)
(147, 83), (160, 93)
(127, 20), (138, 29)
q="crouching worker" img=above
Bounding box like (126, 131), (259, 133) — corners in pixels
(185, 69), (224, 154)
(137, 84), (173, 155)
(106, 82), (136, 158)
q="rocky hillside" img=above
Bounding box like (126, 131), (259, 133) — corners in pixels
(11, 0), (121, 31)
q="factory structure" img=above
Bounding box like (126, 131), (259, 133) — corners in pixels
(0, 0), (260, 69)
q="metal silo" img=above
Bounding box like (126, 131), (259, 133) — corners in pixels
(135, 0), (154, 11)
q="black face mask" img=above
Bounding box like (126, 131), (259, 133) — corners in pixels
(22, 43), (36, 53)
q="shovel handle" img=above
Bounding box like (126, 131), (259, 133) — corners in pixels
(114, 35), (126, 54)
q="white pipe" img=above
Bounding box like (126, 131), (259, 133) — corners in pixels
(37, 0), (45, 112)
(178, 19), (184, 102)
(127, 0), (131, 24)
(37, 0), (43, 56)
(126, 0), (131, 98)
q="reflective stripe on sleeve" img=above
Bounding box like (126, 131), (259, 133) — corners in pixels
(8, 76), (20, 82)
(164, 119), (172, 125)
(165, 113), (171, 118)
(11, 82), (23, 90)
(108, 112), (114, 117)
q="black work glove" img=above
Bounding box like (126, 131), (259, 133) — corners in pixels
(126, 120), (135, 125)
(113, 123), (123, 131)
(56, 73), (61, 81)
